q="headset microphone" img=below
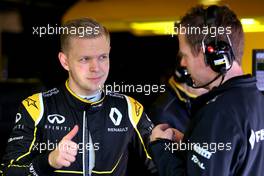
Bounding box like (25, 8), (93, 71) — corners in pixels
(185, 73), (223, 89)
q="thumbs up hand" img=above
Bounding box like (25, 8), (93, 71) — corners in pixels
(48, 125), (79, 169)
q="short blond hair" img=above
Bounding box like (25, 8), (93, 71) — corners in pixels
(60, 18), (110, 53)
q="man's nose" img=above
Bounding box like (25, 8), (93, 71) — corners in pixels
(180, 57), (187, 67)
(89, 58), (99, 72)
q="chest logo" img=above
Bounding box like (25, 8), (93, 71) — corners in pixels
(47, 114), (65, 124)
(109, 108), (122, 126)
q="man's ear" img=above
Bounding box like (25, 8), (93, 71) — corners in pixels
(58, 52), (69, 71)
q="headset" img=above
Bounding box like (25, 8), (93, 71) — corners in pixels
(202, 5), (235, 74)
(186, 5), (235, 88)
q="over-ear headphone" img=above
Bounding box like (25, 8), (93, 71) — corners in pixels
(202, 5), (235, 74)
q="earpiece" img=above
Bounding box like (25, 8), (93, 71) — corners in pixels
(174, 57), (190, 83)
(174, 66), (189, 83)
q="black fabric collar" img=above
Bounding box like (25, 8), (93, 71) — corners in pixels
(191, 74), (256, 115)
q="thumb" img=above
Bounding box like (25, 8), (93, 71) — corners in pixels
(163, 128), (174, 140)
(64, 125), (79, 140)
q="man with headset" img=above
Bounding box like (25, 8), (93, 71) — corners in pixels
(150, 5), (264, 175)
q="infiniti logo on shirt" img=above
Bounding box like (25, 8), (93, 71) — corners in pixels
(47, 114), (65, 124)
